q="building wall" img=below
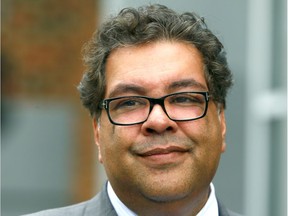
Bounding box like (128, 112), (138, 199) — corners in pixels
(2, 1), (98, 215)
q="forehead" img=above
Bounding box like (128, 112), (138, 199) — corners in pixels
(105, 41), (206, 97)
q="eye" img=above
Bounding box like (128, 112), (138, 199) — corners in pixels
(110, 97), (147, 111)
(118, 100), (138, 108)
(173, 96), (194, 103)
(169, 93), (205, 106)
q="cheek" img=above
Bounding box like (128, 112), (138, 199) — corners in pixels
(180, 115), (223, 152)
(194, 117), (224, 171)
(178, 119), (210, 140)
(179, 118), (223, 180)
(97, 123), (115, 162)
(98, 125), (138, 162)
(98, 125), (141, 184)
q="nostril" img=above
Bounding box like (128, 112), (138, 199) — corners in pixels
(166, 126), (174, 131)
(145, 125), (174, 135)
(146, 128), (155, 134)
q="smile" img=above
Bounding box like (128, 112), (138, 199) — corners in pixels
(139, 146), (189, 156)
(136, 146), (190, 168)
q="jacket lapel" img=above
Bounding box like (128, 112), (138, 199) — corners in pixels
(84, 182), (117, 216)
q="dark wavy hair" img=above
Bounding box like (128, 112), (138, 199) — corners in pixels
(78, 4), (233, 118)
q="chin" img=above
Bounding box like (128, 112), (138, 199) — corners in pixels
(140, 182), (192, 204)
(145, 192), (189, 203)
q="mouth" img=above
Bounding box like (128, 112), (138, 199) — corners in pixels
(139, 146), (189, 156)
(136, 146), (190, 168)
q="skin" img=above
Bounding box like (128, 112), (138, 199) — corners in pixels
(93, 41), (227, 216)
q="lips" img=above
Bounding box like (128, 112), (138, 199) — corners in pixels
(138, 146), (189, 157)
(135, 145), (190, 168)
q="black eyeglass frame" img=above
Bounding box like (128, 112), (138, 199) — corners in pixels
(99, 91), (210, 126)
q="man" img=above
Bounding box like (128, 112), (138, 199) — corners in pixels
(25, 4), (241, 216)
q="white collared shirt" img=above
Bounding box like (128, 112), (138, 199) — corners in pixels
(107, 182), (137, 216)
(107, 181), (218, 216)
(196, 183), (219, 216)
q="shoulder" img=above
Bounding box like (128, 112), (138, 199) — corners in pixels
(22, 184), (117, 216)
(21, 200), (90, 216)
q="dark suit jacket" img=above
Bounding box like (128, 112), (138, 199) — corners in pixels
(23, 183), (241, 216)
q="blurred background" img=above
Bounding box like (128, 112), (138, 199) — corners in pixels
(1, 0), (286, 216)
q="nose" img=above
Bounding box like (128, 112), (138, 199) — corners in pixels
(141, 104), (178, 135)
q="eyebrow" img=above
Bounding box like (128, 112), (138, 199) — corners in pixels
(107, 83), (147, 98)
(168, 79), (208, 91)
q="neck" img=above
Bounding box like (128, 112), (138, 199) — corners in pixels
(110, 183), (210, 216)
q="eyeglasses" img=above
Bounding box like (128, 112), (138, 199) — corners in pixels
(99, 91), (210, 126)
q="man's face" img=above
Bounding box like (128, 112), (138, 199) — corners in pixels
(93, 41), (226, 205)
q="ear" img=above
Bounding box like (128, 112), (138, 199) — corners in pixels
(219, 109), (227, 153)
(93, 117), (103, 163)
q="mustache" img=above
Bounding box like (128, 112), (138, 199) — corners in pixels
(130, 135), (194, 154)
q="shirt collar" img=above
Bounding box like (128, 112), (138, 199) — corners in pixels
(107, 182), (137, 216)
(107, 181), (218, 216)
(196, 183), (219, 216)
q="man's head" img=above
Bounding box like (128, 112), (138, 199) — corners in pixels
(78, 4), (232, 119)
(78, 4), (233, 215)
